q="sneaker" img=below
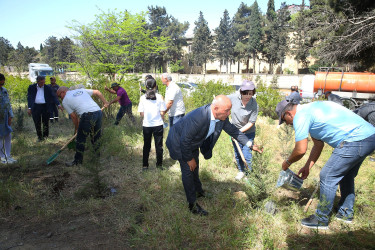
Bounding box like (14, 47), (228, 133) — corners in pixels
(6, 157), (17, 164)
(235, 172), (245, 180)
(335, 213), (353, 224)
(1, 157), (8, 164)
(301, 214), (329, 230)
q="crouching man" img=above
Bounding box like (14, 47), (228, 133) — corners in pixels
(276, 100), (375, 229)
(56, 87), (109, 166)
(166, 95), (262, 216)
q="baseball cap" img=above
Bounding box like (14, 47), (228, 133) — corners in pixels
(240, 80), (255, 91)
(111, 82), (120, 88)
(275, 99), (289, 125)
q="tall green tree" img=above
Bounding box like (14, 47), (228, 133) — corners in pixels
(0, 37), (14, 66)
(68, 9), (169, 81)
(8, 42), (38, 72)
(214, 9), (234, 73)
(232, 2), (252, 73)
(192, 11), (213, 74)
(291, 0), (311, 69)
(248, 1), (263, 73)
(263, 1), (290, 73)
(42, 36), (59, 67)
(147, 6), (189, 72)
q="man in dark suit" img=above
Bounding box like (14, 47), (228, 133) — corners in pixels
(166, 95), (262, 216)
(27, 76), (61, 141)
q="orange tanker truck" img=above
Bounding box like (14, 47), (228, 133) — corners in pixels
(301, 68), (375, 109)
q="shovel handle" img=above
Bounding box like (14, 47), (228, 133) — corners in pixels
(232, 137), (248, 168)
(59, 133), (77, 151)
(304, 182), (319, 212)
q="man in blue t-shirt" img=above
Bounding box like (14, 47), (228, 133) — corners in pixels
(276, 100), (375, 229)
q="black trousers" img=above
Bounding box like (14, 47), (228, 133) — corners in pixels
(178, 149), (203, 204)
(142, 125), (163, 167)
(32, 104), (49, 140)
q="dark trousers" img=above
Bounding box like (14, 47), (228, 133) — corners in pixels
(142, 125), (163, 167)
(115, 103), (135, 125)
(179, 149), (203, 204)
(32, 104), (49, 140)
(169, 114), (185, 127)
(50, 104), (59, 121)
(75, 110), (102, 163)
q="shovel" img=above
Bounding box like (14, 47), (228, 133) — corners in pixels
(46, 133), (77, 165)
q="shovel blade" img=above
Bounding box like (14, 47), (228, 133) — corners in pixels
(46, 150), (61, 165)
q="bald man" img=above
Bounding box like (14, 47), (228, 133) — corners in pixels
(166, 95), (262, 216)
(56, 87), (109, 166)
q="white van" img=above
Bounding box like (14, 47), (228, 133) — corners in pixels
(28, 63), (54, 82)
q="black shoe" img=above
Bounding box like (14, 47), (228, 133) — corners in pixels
(196, 190), (213, 199)
(142, 166), (148, 171)
(301, 214), (329, 230)
(335, 213), (353, 224)
(189, 202), (208, 216)
(65, 160), (82, 167)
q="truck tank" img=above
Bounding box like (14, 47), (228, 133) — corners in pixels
(314, 72), (375, 93)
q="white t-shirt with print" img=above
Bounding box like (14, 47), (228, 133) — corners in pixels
(138, 93), (167, 127)
(165, 81), (185, 117)
(62, 89), (100, 116)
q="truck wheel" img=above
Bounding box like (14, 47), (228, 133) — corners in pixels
(341, 98), (357, 110)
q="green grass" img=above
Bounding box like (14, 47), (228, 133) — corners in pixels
(0, 106), (375, 249)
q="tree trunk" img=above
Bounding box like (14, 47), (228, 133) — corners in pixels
(252, 52), (256, 74)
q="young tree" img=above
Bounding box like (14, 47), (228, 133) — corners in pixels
(68, 9), (169, 81)
(0, 37), (14, 66)
(232, 2), (252, 73)
(191, 11), (213, 74)
(214, 9), (234, 73)
(248, 1), (263, 73)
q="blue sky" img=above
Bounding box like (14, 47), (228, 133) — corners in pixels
(1, 0), (307, 49)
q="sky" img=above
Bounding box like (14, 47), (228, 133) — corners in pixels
(1, 0), (307, 49)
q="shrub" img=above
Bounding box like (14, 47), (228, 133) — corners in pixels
(185, 80), (233, 111)
(255, 76), (283, 119)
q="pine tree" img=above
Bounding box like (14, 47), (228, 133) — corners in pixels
(232, 2), (252, 73)
(214, 9), (234, 73)
(248, 1), (263, 73)
(192, 11), (212, 74)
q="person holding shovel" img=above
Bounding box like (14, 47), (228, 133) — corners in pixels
(56, 87), (109, 166)
(104, 82), (135, 125)
(276, 100), (375, 229)
(166, 95), (263, 216)
(228, 80), (261, 180)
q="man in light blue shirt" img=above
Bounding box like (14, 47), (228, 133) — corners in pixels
(276, 100), (375, 229)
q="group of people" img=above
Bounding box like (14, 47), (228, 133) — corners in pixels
(4, 72), (375, 230)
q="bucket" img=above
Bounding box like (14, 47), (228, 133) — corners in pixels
(276, 169), (303, 191)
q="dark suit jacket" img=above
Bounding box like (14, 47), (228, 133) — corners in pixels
(166, 104), (250, 162)
(27, 84), (60, 112)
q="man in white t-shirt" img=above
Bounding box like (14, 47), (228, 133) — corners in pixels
(56, 87), (109, 166)
(161, 73), (185, 127)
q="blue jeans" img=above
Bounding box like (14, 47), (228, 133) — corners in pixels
(75, 110), (103, 163)
(115, 103), (135, 125)
(169, 114), (184, 127)
(316, 133), (375, 223)
(231, 133), (255, 173)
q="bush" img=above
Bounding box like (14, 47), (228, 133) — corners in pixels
(185, 80), (233, 111)
(255, 76), (283, 119)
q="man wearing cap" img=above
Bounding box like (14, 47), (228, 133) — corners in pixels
(105, 83), (135, 125)
(161, 73), (185, 127)
(167, 95), (262, 216)
(48, 76), (60, 123)
(27, 76), (62, 141)
(276, 100), (375, 229)
(56, 86), (109, 166)
(324, 91), (343, 106)
(227, 80), (260, 180)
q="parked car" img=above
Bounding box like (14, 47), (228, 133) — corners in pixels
(177, 82), (198, 96)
